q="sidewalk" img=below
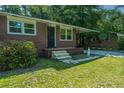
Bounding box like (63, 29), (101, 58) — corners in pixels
(84, 50), (124, 58)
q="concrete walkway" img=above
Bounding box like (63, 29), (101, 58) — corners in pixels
(62, 56), (101, 64)
(84, 50), (124, 58)
(71, 56), (101, 64)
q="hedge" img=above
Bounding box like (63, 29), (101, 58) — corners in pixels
(0, 40), (37, 71)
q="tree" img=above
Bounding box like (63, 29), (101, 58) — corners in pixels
(1, 5), (22, 15)
(97, 9), (124, 33)
(27, 6), (48, 19)
(1, 5), (124, 34)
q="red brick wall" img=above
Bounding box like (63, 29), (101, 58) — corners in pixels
(0, 15), (79, 56)
(90, 34), (118, 49)
(100, 35), (118, 49)
(0, 15), (48, 55)
(56, 25), (77, 48)
(0, 15), (7, 40)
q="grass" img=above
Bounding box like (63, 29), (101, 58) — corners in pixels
(0, 57), (124, 87)
(72, 54), (88, 60)
(72, 54), (96, 60)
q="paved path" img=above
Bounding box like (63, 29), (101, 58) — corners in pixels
(84, 50), (124, 58)
(62, 56), (101, 64)
(72, 56), (101, 64)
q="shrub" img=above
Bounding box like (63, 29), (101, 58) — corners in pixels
(117, 37), (124, 50)
(0, 40), (37, 71)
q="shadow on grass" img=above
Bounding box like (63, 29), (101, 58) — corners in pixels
(0, 56), (103, 79)
(40, 56), (103, 70)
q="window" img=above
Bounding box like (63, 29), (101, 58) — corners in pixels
(8, 20), (36, 36)
(67, 29), (72, 40)
(9, 21), (22, 33)
(60, 27), (73, 41)
(24, 23), (35, 34)
(60, 29), (66, 40)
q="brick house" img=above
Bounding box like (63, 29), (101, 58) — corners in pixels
(0, 11), (104, 57)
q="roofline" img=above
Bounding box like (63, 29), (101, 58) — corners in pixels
(1, 11), (124, 36)
(0, 11), (99, 33)
(116, 33), (124, 37)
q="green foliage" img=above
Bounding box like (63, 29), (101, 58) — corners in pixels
(0, 5), (101, 29)
(98, 33), (109, 41)
(117, 37), (124, 50)
(83, 32), (100, 47)
(1, 5), (124, 34)
(0, 40), (37, 71)
(1, 5), (22, 15)
(97, 9), (124, 34)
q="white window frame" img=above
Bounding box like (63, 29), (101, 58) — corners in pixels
(60, 26), (73, 41)
(8, 20), (22, 34)
(24, 22), (36, 35)
(7, 19), (36, 36)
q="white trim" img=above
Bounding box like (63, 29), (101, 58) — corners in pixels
(48, 23), (56, 27)
(22, 22), (24, 34)
(59, 26), (73, 41)
(117, 33), (124, 37)
(54, 27), (57, 47)
(7, 18), (36, 36)
(60, 25), (73, 30)
(7, 16), (36, 23)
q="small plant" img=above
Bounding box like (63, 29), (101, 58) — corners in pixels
(0, 40), (37, 71)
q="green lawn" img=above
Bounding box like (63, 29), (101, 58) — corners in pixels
(72, 54), (88, 60)
(0, 57), (124, 88)
(72, 54), (96, 60)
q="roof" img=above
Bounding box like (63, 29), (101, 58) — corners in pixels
(0, 11), (99, 33)
(117, 33), (124, 37)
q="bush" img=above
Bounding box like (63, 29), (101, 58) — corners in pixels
(0, 40), (37, 71)
(117, 37), (124, 50)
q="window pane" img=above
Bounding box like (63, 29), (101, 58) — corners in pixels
(67, 35), (71, 40)
(9, 27), (21, 33)
(24, 23), (35, 34)
(9, 21), (22, 28)
(24, 23), (34, 29)
(67, 30), (72, 40)
(25, 29), (35, 34)
(60, 29), (66, 40)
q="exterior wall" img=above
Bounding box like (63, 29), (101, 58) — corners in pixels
(0, 15), (80, 56)
(90, 34), (118, 49)
(56, 25), (77, 48)
(100, 35), (118, 49)
(0, 15), (6, 41)
(0, 15), (48, 55)
(36, 22), (47, 53)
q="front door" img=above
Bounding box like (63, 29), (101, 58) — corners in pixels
(47, 26), (55, 48)
(76, 32), (84, 48)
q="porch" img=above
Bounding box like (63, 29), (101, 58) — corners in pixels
(42, 47), (84, 58)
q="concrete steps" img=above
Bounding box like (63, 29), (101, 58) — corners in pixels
(52, 50), (101, 64)
(52, 50), (72, 63)
(52, 53), (70, 57)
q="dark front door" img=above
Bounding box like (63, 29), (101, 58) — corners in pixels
(47, 27), (55, 48)
(76, 33), (84, 48)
